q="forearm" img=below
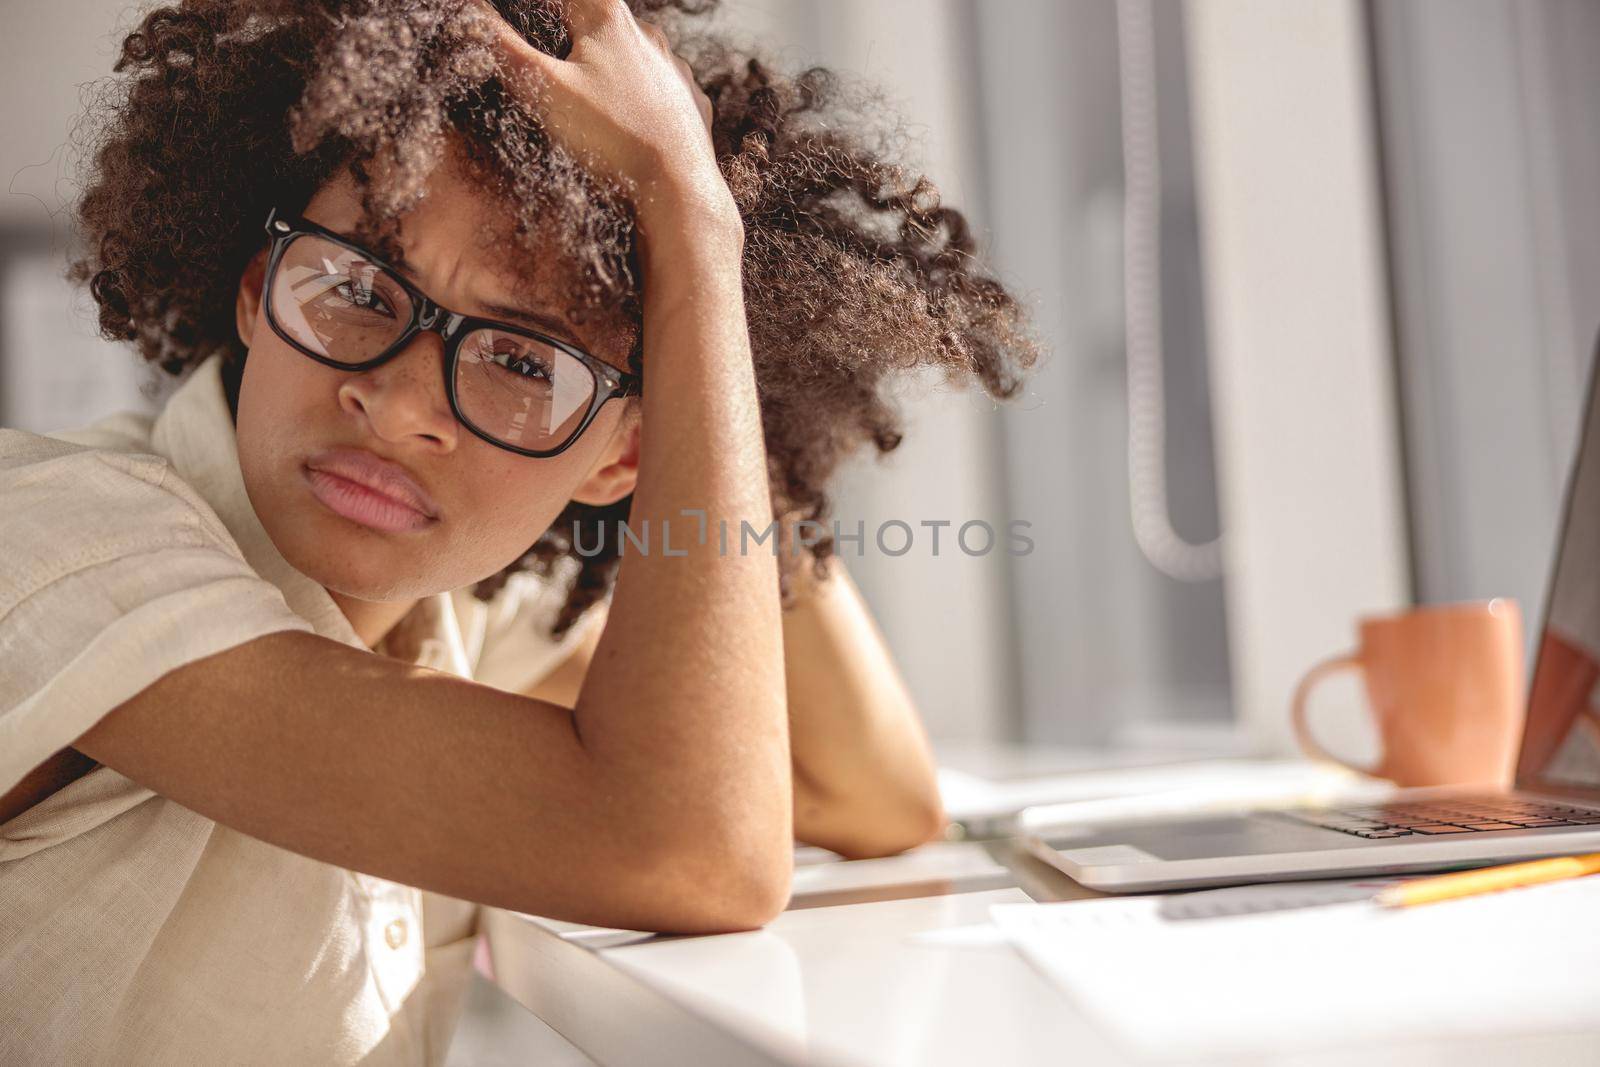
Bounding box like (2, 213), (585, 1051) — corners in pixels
(783, 562), (946, 857)
(571, 191), (791, 893)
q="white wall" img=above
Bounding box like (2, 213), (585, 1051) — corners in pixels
(1, 0), (134, 228)
(1, 0), (153, 429)
(1374, 0), (1600, 642)
(708, 0), (1018, 743)
(1184, 0), (1411, 756)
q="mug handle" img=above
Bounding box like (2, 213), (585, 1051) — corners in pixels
(1291, 653), (1379, 773)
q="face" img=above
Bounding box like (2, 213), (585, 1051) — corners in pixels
(234, 146), (640, 605)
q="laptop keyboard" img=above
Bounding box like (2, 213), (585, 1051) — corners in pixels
(1281, 795), (1600, 839)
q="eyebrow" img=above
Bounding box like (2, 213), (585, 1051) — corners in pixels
(379, 243), (584, 345)
(473, 300), (582, 342)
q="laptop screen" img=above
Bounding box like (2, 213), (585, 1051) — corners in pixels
(1517, 336), (1600, 799)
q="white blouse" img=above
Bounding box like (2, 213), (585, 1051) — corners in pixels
(0, 354), (603, 1065)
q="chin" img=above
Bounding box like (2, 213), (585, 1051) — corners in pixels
(269, 512), (449, 603)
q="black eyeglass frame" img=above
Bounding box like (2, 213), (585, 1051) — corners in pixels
(261, 206), (641, 459)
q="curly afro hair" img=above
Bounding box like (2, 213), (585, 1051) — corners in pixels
(68, 0), (1043, 638)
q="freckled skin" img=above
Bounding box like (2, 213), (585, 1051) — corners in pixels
(234, 149), (640, 614)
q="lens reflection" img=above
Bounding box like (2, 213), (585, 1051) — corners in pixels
(455, 327), (595, 451)
(270, 233), (413, 363)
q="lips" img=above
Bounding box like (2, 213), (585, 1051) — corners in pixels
(303, 447), (440, 533)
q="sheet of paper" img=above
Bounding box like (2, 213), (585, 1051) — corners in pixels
(994, 876), (1403, 929)
(1015, 764), (1393, 832)
(789, 840), (1007, 898)
(938, 758), (1388, 832)
(909, 878), (1401, 948)
(989, 877), (1600, 1056)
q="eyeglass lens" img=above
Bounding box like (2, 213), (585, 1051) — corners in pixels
(270, 231), (599, 452)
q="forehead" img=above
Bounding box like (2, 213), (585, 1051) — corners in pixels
(301, 152), (634, 370)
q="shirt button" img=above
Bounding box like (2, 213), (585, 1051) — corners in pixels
(384, 918), (409, 950)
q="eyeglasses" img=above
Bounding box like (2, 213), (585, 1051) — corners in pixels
(260, 207), (640, 458)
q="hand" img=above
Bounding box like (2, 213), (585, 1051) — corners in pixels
(476, 0), (735, 234)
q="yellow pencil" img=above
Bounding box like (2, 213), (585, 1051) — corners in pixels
(1375, 852), (1600, 908)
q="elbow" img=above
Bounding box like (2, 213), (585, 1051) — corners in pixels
(668, 842), (793, 933)
(634, 825), (794, 934)
(847, 799), (950, 860)
(912, 794), (951, 846)
(707, 829), (794, 929)
(715, 851), (793, 930)
(894, 794), (951, 854)
(496, 837), (790, 934)
(806, 792), (950, 861)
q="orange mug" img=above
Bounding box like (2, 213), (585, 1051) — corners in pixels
(1291, 599), (1525, 787)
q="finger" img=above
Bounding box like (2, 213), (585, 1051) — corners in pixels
(638, 19), (669, 47)
(561, 0), (630, 41)
(470, 0), (563, 77)
(478, 0), (622, 71)
(691, 82), (713, 134)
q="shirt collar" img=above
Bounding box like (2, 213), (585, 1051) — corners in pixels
(148, 355), (472, 675)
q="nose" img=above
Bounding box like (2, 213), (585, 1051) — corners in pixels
(336, 330), (459, 452)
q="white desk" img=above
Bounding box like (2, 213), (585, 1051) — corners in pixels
(480, 765), (1600, 1066)
(481, 839), (1104, 1065)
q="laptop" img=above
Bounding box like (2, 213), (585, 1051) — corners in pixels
(1027, 335), (1600, 892)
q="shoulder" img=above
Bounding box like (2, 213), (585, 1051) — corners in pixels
(43, 408), (159, 454)
(0, 429), (313, 799)
(0, 427), (240, 601)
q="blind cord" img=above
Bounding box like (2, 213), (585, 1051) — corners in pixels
(1115, 0), (1225, 582)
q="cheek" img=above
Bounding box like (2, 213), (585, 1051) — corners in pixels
(236, 339), (329, 443)
(236, 353), (309, 483)
(449, 455), (577, 558)
(232, 354), (338, 576)
(446, 431), (617, 564)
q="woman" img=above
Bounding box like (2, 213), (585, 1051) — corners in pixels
(0, 0), (1040, 1062)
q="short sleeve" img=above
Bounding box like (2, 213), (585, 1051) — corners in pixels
(0, 430), (315, 796)
(458, 560), (608, 695)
